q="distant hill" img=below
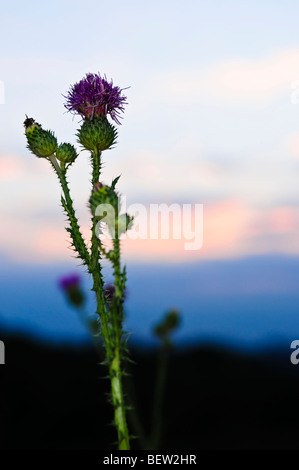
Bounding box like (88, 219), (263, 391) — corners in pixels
(1, 254), (299, 351)
(1, 332), (299, 450)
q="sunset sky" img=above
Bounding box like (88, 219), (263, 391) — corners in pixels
(1, 0), (299, 266)
(2, 1), (299, 348)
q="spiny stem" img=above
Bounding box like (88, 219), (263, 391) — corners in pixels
(89, 260), (113, 361)
(110, 350), (130, 450)
(89, 149), (113, 359)
(49, 155), (90, 264)
(90, 149), (130, 449)
(91, 148), (101, 185)
(110, 218), (130, 449)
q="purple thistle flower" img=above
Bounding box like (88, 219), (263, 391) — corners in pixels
(58, 273), (85, 308)
(58, 273), (81, 291)
(64, 73), (128, 124)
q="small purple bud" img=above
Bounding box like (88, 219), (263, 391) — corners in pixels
(93, 181), (104, 192)
(58, 273), (81, 290)
(103, 284), (116, 303)
(58, 273), (84, 308)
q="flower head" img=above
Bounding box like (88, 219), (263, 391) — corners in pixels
(58, 273), (84, 308)
(64, 73), (128, 124)
(58, 273), (81, 290)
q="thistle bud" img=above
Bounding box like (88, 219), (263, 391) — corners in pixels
(24, 117), (57, 158)
(58, 273), (85, 308)
(118, 213), (134, 235)
(77, 116), (117, 152)
(103, 284), (116, 303)
(153, 310), (180, 340)
(56, 143), (78, 164)
(93, 181), (104, 192)
(89, 181), (119, 216)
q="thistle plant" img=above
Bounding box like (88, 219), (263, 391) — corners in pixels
(24, 73), (132, 450)
(59, 270), (181, 450)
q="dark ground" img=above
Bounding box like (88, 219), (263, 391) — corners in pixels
(0, 332), (299, 450)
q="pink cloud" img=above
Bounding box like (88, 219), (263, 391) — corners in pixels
(121, 201), (299, 262)
(0, 156), (25, 181)
(121, 200), (255, 262)
(2, 201), (299, 264)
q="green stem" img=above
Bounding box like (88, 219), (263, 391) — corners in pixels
(91, 148), (101, 185)
(50, 151), (130, 449)
(110, 350), (130, 449)
(90, 149), (130, 449)
(113, 236), (124, 325)
(123, 370), (147, 449)
(49, 156), (90, 264)
(111, 233), (130, 449)
(90, 259), (113, 361)
(89, 149), (113, 360)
